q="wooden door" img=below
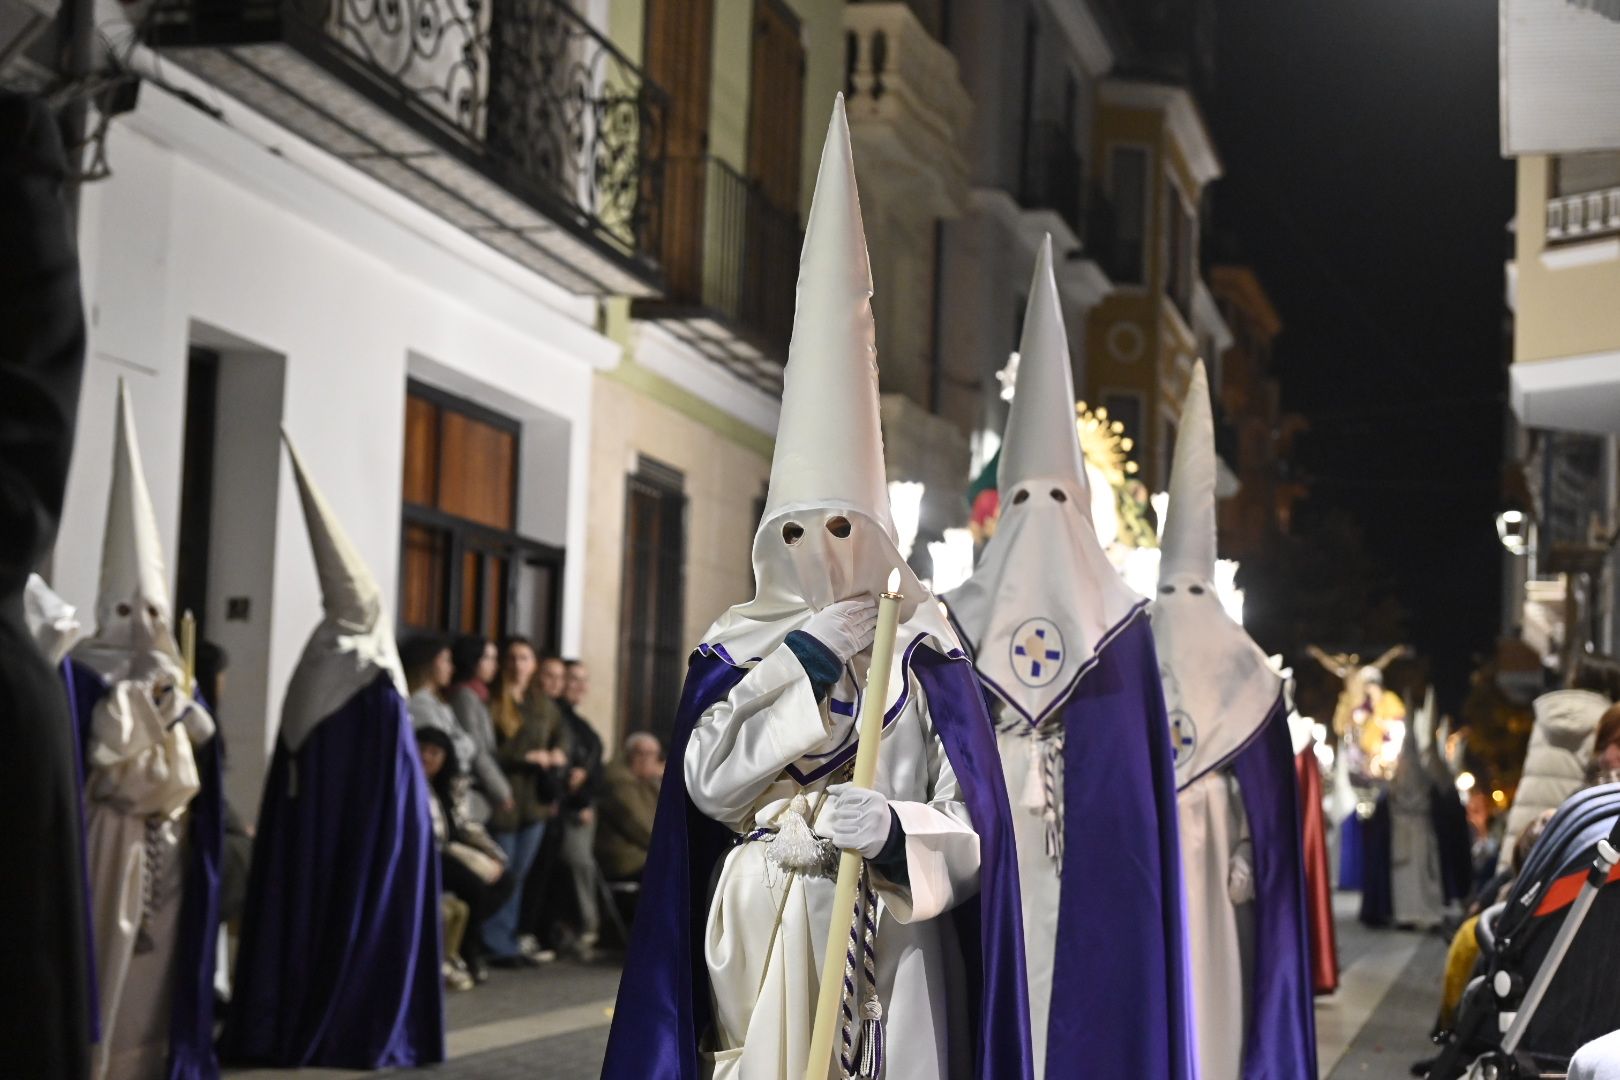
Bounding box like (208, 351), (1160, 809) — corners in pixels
(644, 0), (714, 300)
(747, 0), (804, 216)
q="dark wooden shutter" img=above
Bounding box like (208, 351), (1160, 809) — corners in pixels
(617, 458), (688, 744)
(644, 0), (714, 300)
(747, 0), (804, 215)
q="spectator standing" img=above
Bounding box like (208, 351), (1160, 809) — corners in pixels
(595, 733), (663, 882)
(447, 635), (513, 826)
(551, 661), (604, 957)
(485, 637), (564, 966)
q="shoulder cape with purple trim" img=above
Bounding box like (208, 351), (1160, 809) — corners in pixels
(65, 658), (223, 1080)
(1225, 697), (1318, 1078)
(945, 599), (1150, 730)
(600, 639), (1034, 1080)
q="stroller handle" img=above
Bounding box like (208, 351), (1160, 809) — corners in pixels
(1476, 902), (1503, 956)
(1499, 822), (1620, 1057)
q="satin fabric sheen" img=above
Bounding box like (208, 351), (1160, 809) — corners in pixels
(1043, 617), (1198, 1080)
(1228, 704), (1318, 1078)
(1295, 747), (1339, 995)
(223, 676), (444, 1068)
(601, 646), (1034, 1080)
(68, 664), (223, 1078)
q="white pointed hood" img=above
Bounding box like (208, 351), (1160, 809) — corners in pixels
(700, 97), (955, 717)
(1150, 362), (1282, 788)
(73, 380), (184, 682)
(24, 574), (84, 665)
(943, 236), (1144, 724)
(279, 432), (407, 751)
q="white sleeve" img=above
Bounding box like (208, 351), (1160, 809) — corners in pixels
(1226, 771), (1255, 904)
(879, 697), (982, 924)
(683, 645), (840, 831)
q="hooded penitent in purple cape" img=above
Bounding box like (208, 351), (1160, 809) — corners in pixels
(221, 436), (442, 1068)
(603, 98), (1031, 1080)
(942, 240), (1195, 1080)
(71, 383), (223, 1080)
(1152, 362), (1315, 1080)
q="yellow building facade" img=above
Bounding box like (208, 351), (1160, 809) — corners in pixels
(1084, 80), (1222, 489)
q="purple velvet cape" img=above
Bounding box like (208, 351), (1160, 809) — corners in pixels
(65, 658), (224, 1079)
(1225, 699), (1318, 1079)
(1014, 616), (1198, 1080)
(60, 658), (102, 1043)
(601, 641), (1034, 1080)
(222, 674), (444, 1069)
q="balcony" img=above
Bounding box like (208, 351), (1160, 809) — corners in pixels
(632, 156), (800, 393)
(843, 1), (970, 218)
(145, 0), (667, 296)
(1546, 186), (1620, 243)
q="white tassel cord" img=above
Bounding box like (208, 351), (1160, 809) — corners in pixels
(1000, 714), (1066, 870)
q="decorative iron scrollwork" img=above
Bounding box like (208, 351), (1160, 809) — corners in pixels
(315, 0), (665, 256)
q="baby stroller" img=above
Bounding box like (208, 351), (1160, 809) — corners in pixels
(1427, 782), (1620, 1079)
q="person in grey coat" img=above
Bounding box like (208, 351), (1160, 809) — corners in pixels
(449, 635), (514, 824)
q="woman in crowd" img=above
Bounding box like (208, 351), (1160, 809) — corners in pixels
(1588, 705), (1620, 786)
(484, 636), (566, 966)
(448, 635), (514, 826)
(403, 636), (478, 786)
(416, 727), (513, 988)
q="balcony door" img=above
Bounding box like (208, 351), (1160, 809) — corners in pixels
(399, 381), (564, 653)
(645, 0), (714, 300)
(743, 0), (804, 347)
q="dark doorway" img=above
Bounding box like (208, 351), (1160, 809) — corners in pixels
(176, 347), (220, 636)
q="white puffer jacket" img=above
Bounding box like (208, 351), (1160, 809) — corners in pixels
(1498, 689), (1610, 871)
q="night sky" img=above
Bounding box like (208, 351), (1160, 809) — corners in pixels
(1209, 0), (1515, 707)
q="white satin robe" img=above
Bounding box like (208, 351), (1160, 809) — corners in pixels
(84, 678), (211, 1080)
(1179, 769), (1255, 1080)
(684, 644), (982, 1080)
(992, 711), (1062, 1079)
(1390, 779), (1444, 928)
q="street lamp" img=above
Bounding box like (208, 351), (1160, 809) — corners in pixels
(1496, 509), (1532, 556)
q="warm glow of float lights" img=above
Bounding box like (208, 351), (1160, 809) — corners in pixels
(888, 481), (924, 559)
(928, 528), (976, 595)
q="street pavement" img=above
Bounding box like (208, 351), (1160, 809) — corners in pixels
(225, 892), (1446, 1078)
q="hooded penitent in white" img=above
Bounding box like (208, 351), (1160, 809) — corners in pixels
(72, 382), (213, 1080)
(677, 99), (981, 1080)
(944, 235), (1143, 725)
(1153, 362), (1282, 1080)
(1388, 688), (1445, 928)
(278, 433), (407, 751)
(700, 97), (954, 687)
(1152, 361), (1282, 788)
(73, 380), (184, 683)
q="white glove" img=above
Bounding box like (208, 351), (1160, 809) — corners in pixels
(1227, 844), (1255, 905)
(815, 783), (894, 859)
(801, 599), (879, 664)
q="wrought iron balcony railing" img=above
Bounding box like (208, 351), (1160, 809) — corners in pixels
(145, 0), (667, 295)
(635, 155), (801, 393)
